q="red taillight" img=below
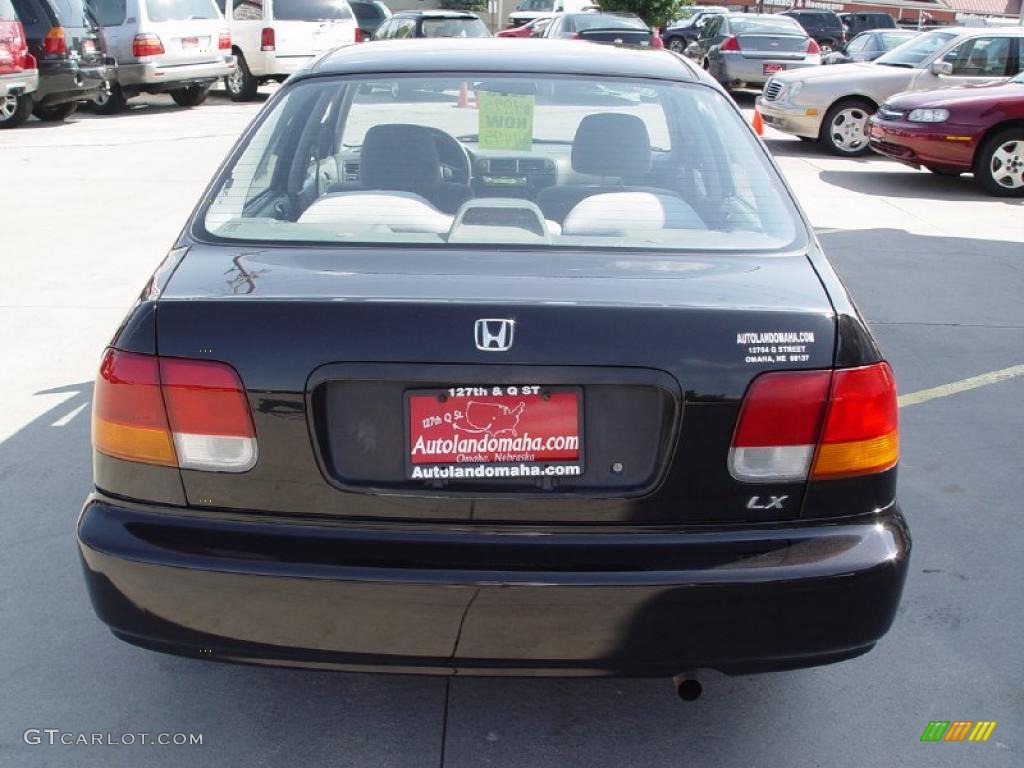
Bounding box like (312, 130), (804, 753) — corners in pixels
(93, 350), (177, 467)
(93, 350), (257, 472)
(806, 38), (821, 54)
(23, 52), (36, 70)
(43, 26), (66, 55)
(720, 35), (741, 52)
(218, 30), (231, 50)
(729, 370), (830, 482)
(729, 363), (898, 483)
(132, 33), (164, 57)
(260, 27), (275, 51)
(569, 32), (582, 39)
(354, 27), (363, 43)
(651, 31), (664, 49)
(812, 363), (899, 479)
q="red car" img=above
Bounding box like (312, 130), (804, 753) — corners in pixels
(868, 72), (1024, 197)
(0, 0), (37, 128)
(497, 17), (551, 38)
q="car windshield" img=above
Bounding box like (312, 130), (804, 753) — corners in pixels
(730, 17), (801, 34)
(878, 31), (917, 50)
(516, 0), (552, 10)
(146, 0), (217, 21)
(576, 14), (647, 31)
(201, 75), (804, 253)
(273, 0), (352, 21)
(422, 17), (489, 37)
(876, 30), (955, 67)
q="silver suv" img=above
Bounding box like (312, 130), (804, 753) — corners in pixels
(87, 0), (235, 113)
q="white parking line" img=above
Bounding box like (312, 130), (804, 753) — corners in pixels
(898, 364), (1024, 409)
(50, 402), (89, 427)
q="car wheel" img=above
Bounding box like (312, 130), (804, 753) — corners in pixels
(170, 84), (212, 108)
(0, 92), (32, 128)
(820, 99), (873, 156)
(666, 37), (685, 52)
(32, 102), (77, 122)
(224, 53), (258, 102)
(974, 128), (1024, 197)
(92, 82), (127, 115)
(819, 42), (834, 56)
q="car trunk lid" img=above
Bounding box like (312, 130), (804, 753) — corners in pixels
(736, 33), (808, 59)
(154, 245), (836, 524)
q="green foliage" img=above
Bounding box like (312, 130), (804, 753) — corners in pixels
(440, 0), (488, 11)
(597, 0), (694, 31)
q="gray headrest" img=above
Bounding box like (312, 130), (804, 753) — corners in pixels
(360, 124), (440, 189)
(571, 113), (652, 177)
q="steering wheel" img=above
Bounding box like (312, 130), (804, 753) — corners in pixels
(426, 127), (472, 186)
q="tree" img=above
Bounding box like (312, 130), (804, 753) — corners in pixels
(597, 0), (694, 31)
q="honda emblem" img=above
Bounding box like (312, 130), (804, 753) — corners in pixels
(474, 319), (515, 352)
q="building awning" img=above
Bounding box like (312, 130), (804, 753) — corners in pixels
(944, 0), (1020, 14)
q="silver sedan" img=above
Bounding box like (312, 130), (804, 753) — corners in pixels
(690, 13), (821, 90)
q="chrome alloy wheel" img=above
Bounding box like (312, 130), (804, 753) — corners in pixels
(829, 106), (869, 153)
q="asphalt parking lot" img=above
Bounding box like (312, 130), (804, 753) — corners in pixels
(1, 88), (1022, 768)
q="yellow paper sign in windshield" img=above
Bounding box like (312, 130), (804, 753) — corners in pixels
(478, 91), (535, 152)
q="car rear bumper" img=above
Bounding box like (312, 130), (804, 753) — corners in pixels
(34, 60), (107, 105)
(868, 117), (979, 172)
(78, 495), (910, 676)
(720, 55), (820, 87)
(756, 97), (824, 138)
(116, 56), (235, 89)
(0, 69), (38, 99)
(250, 52), (316, 78)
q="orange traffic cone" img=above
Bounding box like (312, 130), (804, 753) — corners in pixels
(457, 82), (476, 109)
(752, 108), (764, 136)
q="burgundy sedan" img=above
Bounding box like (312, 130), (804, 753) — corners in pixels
(868, 71), (1024, 197)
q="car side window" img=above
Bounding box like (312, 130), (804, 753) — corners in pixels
(846, 35), (868, 54)
(233, 0), (262, 21)
(372, 18), (391, 38)
(86, 0), (125, 25)
(393, 18), (415, 38)
(214, 0), (225, 14)
(944, 36), (1014, 77)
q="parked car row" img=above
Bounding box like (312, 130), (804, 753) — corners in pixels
(757, 26), (1024, 196)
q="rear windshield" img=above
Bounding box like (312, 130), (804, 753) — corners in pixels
(51, 0), (93, 26)
(273, 0), (352, 21)
(201, 75), (804, 253)
(876, 30), (955, 67)
(421, 17), (488, 38)
(146, 0), (217, 21)
(576, 14), (646, 31)
(730, 17), (801, 34)
(350, 1), (382, 22)
(878, 31), (916, 50)
(515, 0), (552, 9)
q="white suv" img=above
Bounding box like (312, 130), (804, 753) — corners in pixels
(220, 0), (359, 101)
(87, 0), (235, 113)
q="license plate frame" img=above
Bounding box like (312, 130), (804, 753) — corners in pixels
(181, 36), (200, 49)
(404, 385), (585, 482)
(763, 63), (785, 75)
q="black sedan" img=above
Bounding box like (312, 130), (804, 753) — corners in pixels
(78, 39), (909, 684)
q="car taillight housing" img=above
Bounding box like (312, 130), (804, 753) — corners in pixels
(354, 27), (363, 43)
(806, 38), (820, 54)
(729, 363), (898, 483)
(720, 35), (741, 52)
(43, 26), (66, 55)
(218, 30), (231, 50)
(93, 349), (257, 473)
(132, 33), (164, 57)
(260, 27), (275, 51)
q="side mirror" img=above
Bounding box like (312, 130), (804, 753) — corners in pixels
(931, 60), (952, 76)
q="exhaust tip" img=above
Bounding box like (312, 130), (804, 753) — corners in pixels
(674, 675), (703, 702)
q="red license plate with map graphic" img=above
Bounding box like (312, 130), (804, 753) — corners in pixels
(406, 386), (582, 480)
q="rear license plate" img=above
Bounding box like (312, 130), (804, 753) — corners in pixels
(181, 37), (199, 49)
(406, 386), (583, 481)
(763, 63), (785, 75)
